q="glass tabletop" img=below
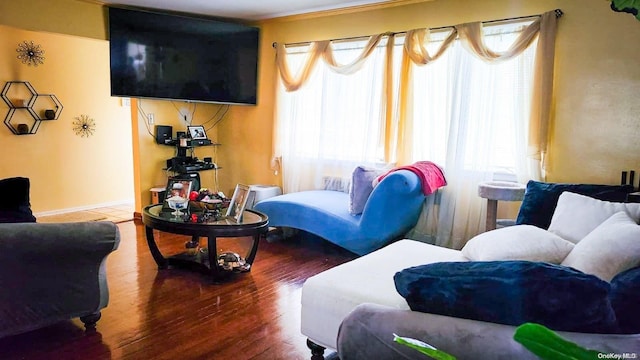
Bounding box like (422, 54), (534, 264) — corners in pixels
(144, 203), (267, 226)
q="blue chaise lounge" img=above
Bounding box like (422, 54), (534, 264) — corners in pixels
(254, 169), (429, 255)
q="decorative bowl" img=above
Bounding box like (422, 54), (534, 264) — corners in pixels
(166, 195), (189, 215)
(200, 198), (223, 209)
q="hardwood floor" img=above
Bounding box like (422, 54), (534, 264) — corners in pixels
(37, 203), (136, 224)
(0, 221), (356, 360)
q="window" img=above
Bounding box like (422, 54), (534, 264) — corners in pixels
(408, 23), (536, 177)
(275, 38), (395, 191)
(278, 38), (390, 164)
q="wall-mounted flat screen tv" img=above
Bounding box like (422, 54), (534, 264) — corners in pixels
(108, 7), (259, 105)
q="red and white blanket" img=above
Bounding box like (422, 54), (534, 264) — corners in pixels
(376, 161), (447, 195)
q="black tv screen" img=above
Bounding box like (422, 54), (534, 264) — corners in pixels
(108, 7), (259, 105)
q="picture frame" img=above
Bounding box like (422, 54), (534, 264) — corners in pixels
(226, 184), (251, 222)
(162, 178), (194, 211)
(187, 125), (207, 140)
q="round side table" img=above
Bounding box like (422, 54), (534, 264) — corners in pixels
(478, 181), (526, 231)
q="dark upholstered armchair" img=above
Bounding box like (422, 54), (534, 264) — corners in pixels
(0, 177), (120, 338)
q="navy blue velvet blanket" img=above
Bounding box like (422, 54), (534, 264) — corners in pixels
(394, 261), (619, 333)
(610, 266), (640, 334)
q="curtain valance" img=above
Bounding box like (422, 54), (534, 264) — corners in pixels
(275, 10), (560, 90)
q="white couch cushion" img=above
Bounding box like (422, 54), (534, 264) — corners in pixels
(301, 239), (466, 350)
(462, 225), (574, 263)
(561, 211), (640, 282)
(548, 192), (640, 243)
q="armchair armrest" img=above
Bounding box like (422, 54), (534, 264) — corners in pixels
(0, 221), (120, 256)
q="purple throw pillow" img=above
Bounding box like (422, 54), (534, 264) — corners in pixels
(348, 166), (382, 215)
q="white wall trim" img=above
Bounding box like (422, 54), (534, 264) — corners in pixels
(34, 199), (134, 217)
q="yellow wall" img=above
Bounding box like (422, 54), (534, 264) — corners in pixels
(0, 23), (133, 214)
(3, 0), (639, 217)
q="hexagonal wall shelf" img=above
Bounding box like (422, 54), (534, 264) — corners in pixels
(31, 94), (63, 120)
(1, 81), (36, 108)
(1, 81), (63, 135)
(3, 109), (40, 135)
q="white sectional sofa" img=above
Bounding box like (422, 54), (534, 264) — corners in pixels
(301, 189), (640, 359)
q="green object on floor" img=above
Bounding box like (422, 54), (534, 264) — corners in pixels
(393, 334), (456, 360)
(610, 0), (640, 21)
(513, 323), (602, 360)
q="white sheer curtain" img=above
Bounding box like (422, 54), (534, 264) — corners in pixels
(404, 22), (538, 249)
(275, 38), (394, 193)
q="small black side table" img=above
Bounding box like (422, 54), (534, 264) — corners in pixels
(142, 204), (269, 281)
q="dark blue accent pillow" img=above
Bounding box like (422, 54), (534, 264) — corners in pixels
(610, 266), (640, 334)
(515, 180), (634, 229)
(0, 177), (36, 223)
(394, 261), (618, 333)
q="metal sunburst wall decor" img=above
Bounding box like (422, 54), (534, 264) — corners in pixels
(73, 114), (96, 137)
(16, 40), (45, 66)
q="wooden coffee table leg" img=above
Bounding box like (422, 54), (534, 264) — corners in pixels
(207, 235), (220, 279)
(145, 226), (168, 269)
(245, 233), (262, 265)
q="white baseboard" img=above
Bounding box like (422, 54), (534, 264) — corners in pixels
(34, 199), (134, 217)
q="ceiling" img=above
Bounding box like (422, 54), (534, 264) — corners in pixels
(96, 0), (404, 20)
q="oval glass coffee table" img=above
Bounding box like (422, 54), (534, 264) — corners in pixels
(142, 204), (269, 281)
